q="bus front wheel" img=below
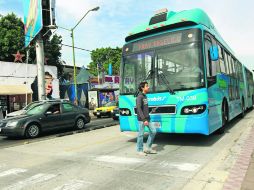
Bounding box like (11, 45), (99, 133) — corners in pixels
(217, 101), (228, 134)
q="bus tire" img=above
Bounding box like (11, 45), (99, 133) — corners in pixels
(240, 98), (245, 118)
(217, 100), (228, 134)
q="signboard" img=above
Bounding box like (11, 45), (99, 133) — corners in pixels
(23, 0), (43, 47)
(132, 33), (182, 52)
(88, 91), (98, 110)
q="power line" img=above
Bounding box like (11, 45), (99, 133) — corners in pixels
(61, 43), (92, 52)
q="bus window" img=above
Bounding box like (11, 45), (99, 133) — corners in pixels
(238, 62), (243, 81)
(205, 39), (216, 77)
(224, 52), (230, 75)
(231, 57), (236, 78)
(228, 54), (233, 76)
(218, 45), (226, 73)
(121, 52), (153, 94)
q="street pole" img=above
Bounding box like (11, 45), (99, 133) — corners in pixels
(25, 48), (30, 106)
(71, 29), (78, 102)
(56, 7), (99, 104)
(36, 34), (46, 101)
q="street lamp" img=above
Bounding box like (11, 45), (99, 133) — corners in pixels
(57, 6), (100, 103)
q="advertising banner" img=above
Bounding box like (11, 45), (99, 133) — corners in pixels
(88, 91), (98, 110)
(23, 0), (43, 47)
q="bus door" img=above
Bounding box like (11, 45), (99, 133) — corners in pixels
(205, 34), (221, 129)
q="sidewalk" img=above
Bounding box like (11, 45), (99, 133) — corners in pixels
(241, 153), (254, 190)
(223, 126), (254, 190)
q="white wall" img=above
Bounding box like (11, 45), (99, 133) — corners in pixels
(0, 61), (60, 99)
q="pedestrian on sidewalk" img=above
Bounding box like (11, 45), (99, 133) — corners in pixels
(136, 81), (157, 156)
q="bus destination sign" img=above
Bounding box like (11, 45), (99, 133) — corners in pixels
(132, 33), (182, 52)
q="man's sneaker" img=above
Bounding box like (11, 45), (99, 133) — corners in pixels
(137, 151), (147, 156)
(145, 149), (157, 154)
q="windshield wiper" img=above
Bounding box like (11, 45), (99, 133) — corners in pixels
(157, 69), (175, 95)
(134, 69), (153, 97)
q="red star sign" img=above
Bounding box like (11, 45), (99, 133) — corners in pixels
(12, 51), (25, 63)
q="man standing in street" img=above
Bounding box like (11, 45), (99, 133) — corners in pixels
(136, 81), (157, 155)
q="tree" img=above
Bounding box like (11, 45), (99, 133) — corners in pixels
(0, 13), (63, 77)
(87, 47), (122, 76)
(0, 13), (25, 61)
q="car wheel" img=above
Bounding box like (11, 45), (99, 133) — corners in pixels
(97, 115), (101, 118)
(76, 117), (85, 129)
(25, 123), (40, 138)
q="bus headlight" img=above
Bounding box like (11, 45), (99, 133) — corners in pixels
(181, 105), (206, 115)
(119, 108), (131, 116)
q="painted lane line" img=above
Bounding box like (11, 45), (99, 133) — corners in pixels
(159, 161), (201, 171)
(0, 168), (27, 177)
(3, 173), (56, 190)
(53, 179), (92, 190)
(95, 155), (146, 164)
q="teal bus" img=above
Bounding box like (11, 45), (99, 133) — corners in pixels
(119, 8), (254, 135)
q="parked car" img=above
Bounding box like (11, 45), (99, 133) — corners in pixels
(0, 101), (90, 138)
(112, 107), (119, 120)
(6, 101), (41, 118)
(5, 99), (70, 118)
(93, 101), (118, 118)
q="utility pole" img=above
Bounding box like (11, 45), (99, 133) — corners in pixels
(25, 48), (30, 106)
(36, 34), (46, 100)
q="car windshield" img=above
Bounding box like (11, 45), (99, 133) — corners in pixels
(24, 102), (40, 110)
(104, 102), (117, 107)
(25, 104), (48, 115)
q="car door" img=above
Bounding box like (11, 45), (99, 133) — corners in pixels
(60, 103), (77, 128)
(40, 103), (64, 131)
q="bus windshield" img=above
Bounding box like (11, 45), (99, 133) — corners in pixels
(121, 29), (204, 94)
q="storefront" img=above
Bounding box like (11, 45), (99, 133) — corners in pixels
(0, 61), (59, 117)
(0, 85), (32, 117)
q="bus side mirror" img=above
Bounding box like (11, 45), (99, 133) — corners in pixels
(209, 46), (219, 61)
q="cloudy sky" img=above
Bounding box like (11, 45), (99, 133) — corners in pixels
(1, 0), (253, 70)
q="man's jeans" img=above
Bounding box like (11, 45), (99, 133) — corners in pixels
(137, 121), (157, 152)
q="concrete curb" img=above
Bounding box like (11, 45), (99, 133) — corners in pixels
(55, 122), (119, 138)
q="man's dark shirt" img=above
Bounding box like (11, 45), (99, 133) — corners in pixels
(136, 93), (150, 122)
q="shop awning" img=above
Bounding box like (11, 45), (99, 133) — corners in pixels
(0, 85), (33, 95)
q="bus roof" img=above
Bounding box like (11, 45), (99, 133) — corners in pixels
(126, 8), (234, 55)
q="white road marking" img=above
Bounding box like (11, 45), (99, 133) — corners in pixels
(95, 155), (146, 164)
(0, 168), (27, 177)
(3, 173), (56, 190)
(159, 161), (200, 171)
(121, 133), (136, 138)
(53, 179), (92, 190)
(0, 164), (6, 169)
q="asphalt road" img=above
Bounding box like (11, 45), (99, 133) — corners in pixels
(0, 110), (253, 189)
(0, 117), (119, 149)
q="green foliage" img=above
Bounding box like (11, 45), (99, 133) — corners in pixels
(44, 34), (63, 76)
(88, 47), (122, 76)
(0, 13), (63, 77)
(0, 13), (25, 61)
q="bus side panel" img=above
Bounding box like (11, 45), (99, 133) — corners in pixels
(207, 74), (228, 133)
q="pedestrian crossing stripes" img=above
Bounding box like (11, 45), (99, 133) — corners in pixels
(3, 173), (56, 190)
(0, 168), (27, 178)
(0, 155), (201, 189)
(53, 179), (92, 190)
